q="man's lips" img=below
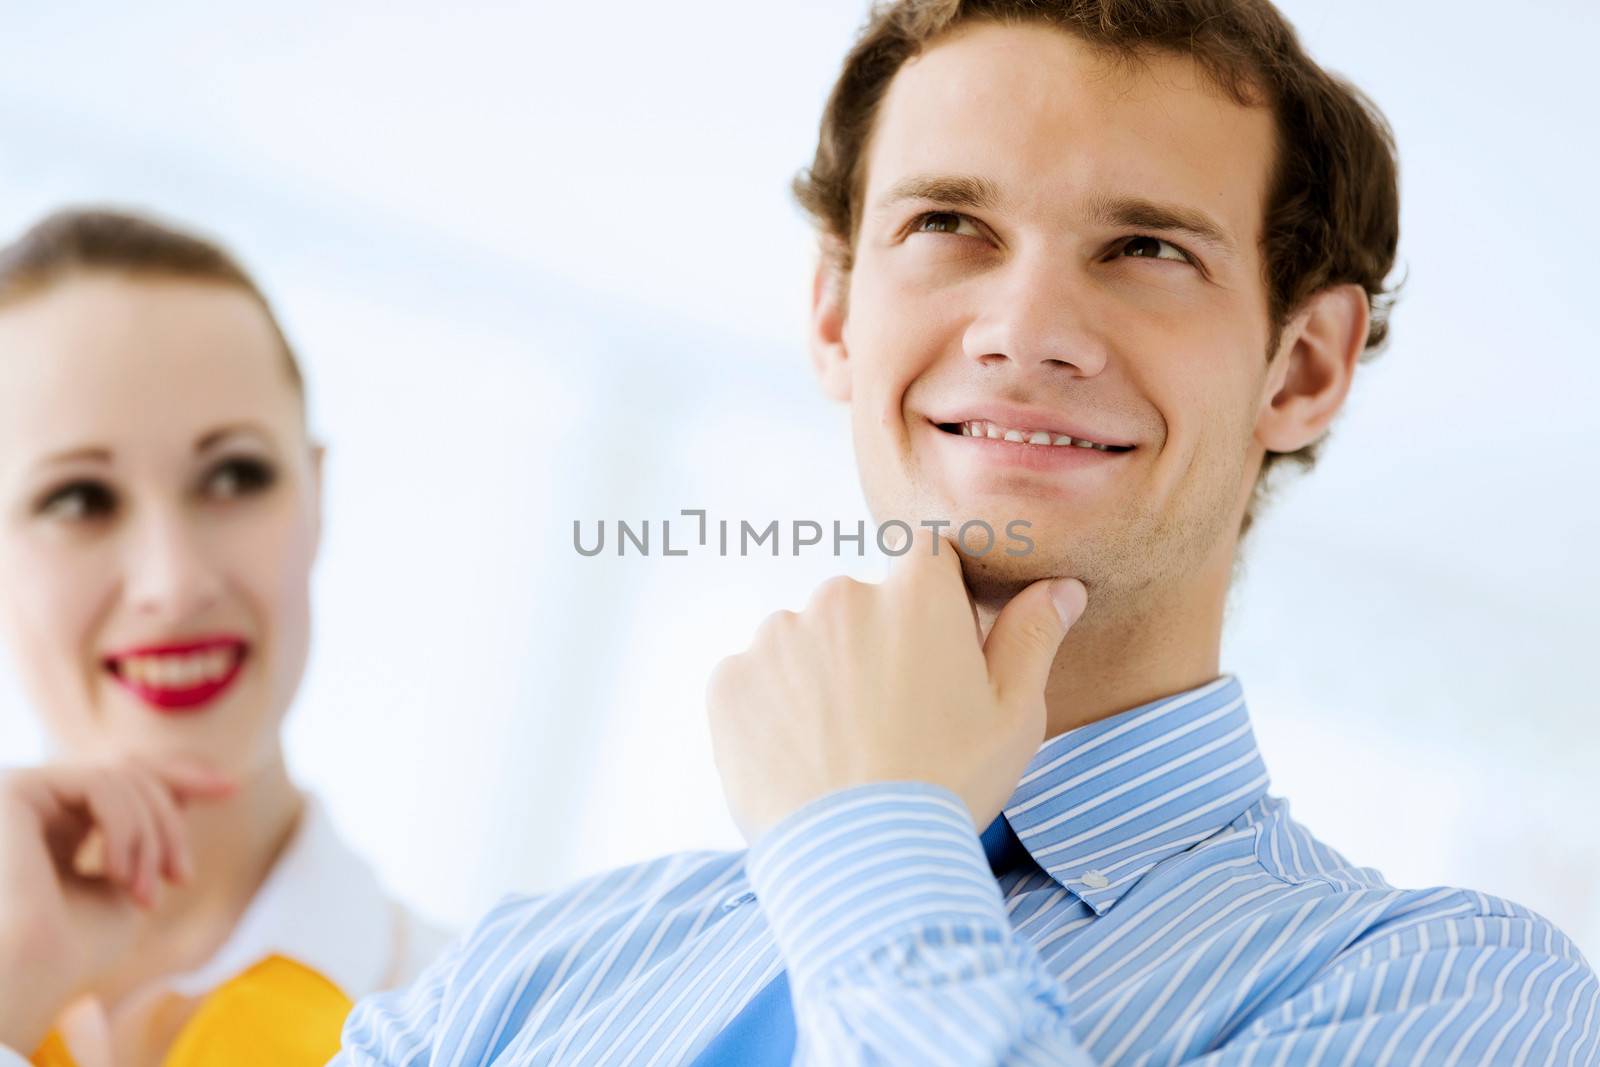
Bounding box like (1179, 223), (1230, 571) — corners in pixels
(935, 419), (1136, 452)
(921, 417), (1136, 477)
(102, 636), (249, 714)
(923, 406), (1138, 450)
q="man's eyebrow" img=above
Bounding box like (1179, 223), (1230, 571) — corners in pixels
(877, 174), (1003, 213)
(876, 174), (1240, 260)
(1083, 192), (1240, 259)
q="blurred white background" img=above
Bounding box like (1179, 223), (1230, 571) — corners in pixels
(0, 0), (1594, 964)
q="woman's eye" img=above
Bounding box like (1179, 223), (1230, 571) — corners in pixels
(203, 458), (276, 500)
(1119, 235), (1194, 265)
(911, 211), (982, 238)
(37, 482), (116, 522)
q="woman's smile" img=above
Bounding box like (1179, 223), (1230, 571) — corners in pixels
(102, 635), (250, 714)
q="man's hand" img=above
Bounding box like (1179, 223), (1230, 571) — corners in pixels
(708, 528), (1088, 843)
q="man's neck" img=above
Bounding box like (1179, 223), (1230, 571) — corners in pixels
(978, 543), (1233, 742)
(1038, 587), (1224, 741)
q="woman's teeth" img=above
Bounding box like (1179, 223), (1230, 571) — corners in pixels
(957, 420), (1120, 451)
(115, 648), (236, 688)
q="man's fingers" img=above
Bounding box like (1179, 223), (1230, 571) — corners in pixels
(984, 577), (1087, 703)
(895, 524), (963, 571)
(886, 525), (978, 624)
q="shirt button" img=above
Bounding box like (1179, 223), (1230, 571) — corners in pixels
(1081, 870), (1110, 889)
(722, 891), (757, 911)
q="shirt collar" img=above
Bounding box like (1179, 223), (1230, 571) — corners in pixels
(166, 794), (394, 999)
(1003, 673), (1269, 917)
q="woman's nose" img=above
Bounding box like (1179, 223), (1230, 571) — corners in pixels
(122, 509), (222, 622)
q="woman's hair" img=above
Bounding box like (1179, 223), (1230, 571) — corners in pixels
(793, 0), (1404, 541)
(0, 206), (306, 403)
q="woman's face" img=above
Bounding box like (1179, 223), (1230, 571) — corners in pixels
(0, 273), (322, 775)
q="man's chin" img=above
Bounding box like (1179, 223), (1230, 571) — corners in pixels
(867, 490), (1120, 594)
(954, 540), (1089, 605)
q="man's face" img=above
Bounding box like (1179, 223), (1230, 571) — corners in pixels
(818, 21), (1284, 607)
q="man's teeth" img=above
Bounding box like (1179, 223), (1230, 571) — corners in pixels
(116, 648), (237, 689)
(959, 420), (1119, 451)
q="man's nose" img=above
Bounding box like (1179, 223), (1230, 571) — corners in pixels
(960, 255), (1111, 378)
(122, 508), (222, 622)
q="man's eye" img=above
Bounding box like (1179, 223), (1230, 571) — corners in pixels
(37, 482), (116, 522)
(911, 211), (981, 238)
(203, 458), (277, 500)
(1119, 235), (1194, 265)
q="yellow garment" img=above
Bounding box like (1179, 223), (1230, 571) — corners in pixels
(31, 955), (351, 1067)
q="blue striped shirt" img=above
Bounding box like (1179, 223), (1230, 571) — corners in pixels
(333, 674), (1600, 1065)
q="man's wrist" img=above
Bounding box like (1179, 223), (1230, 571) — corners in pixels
(745, 780), (1012, 989)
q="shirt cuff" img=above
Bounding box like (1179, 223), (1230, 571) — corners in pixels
(0, 1046), (31, 1067)
(744, 781), (1011, 990)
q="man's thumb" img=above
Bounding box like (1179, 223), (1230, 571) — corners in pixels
(983, 578), (1087, 701)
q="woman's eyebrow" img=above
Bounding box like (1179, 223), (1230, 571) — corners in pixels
(23, 426), (279, 474)
(31, 445), (112, 471)
(195, 422), (275, 453)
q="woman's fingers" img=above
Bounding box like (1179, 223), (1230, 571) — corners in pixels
(127, 765), (192, 886)
(122, 774), (162, 909)
(138, 757), (235, 892)
(50, 758), (227, 908)
(74, 774), (139, 894)
(105, 759), (225, 906)
(145, 758), (236, 805)
(8, 756), (233, 912)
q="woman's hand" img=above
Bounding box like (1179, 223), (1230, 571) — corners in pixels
(0, 757), (234, 1052)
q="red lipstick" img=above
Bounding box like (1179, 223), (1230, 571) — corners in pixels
(103, 636), (249, 715)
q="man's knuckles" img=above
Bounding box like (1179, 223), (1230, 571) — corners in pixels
(804, 574), (869, 616)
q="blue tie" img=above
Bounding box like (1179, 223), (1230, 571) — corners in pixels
(690, 813), (1029, 1066)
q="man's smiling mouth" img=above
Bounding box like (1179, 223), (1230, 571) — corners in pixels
(935, 420), (1136, 453)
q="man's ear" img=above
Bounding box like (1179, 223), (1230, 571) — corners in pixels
(809, 241), (852, 404)
(1256, 283), (1369, 453)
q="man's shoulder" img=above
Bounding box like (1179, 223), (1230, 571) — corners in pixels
(1240, 794), (1593, 972)
(1337, 883), (1596, 975)
(1238, 792), (1397, 894)
(455, 845), (750, 948)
